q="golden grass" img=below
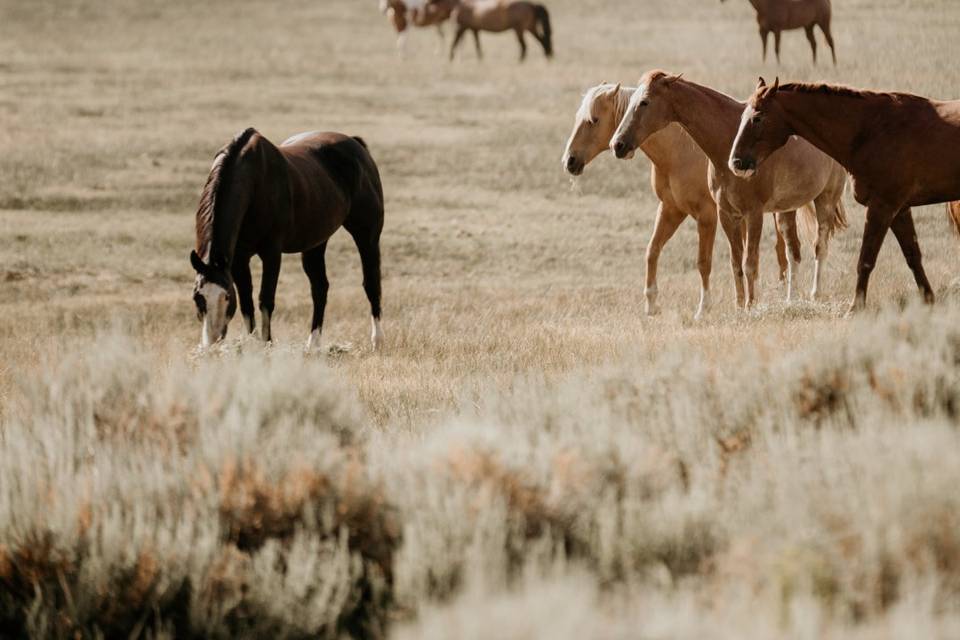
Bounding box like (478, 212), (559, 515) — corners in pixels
(3, 0), (960, 636)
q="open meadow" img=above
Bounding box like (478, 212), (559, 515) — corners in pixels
(2, 0), (960, 636)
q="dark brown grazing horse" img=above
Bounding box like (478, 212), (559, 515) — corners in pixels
(721, 0), (836, 65)
(190, 128), (385, 351)
(450, 0), (552, 62)
(730, 79), (960, 312)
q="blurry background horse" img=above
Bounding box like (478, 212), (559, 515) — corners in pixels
(721, 0), (836, 65)
(449, 0), (553, 61)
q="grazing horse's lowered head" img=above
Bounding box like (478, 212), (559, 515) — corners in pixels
(729, 77), (793, 177)
(561, 82), (634, 175)
(190, 250), (237, 348)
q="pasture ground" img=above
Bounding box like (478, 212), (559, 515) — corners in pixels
(2, 0), (960, 637)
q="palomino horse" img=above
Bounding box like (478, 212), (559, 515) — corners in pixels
(611, 71), (847, 308)
(561, 83), (801, 319)
(450, 0), (552, 62)
(190, 128), (385, 351)
(380, 0), (456, 55)
(721, 0), (836, 65)
(731, 79), (960, 312)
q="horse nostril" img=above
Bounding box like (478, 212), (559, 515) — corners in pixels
(613, 141), (626, 157)
(566, 156), (577, 170)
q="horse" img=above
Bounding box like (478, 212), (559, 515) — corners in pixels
(721, 0), (836, 65)
(380, 0), (456, 55)
(730, 78), (960, 313)
(449, 0), (552, 62)
(610, 71), (847, 308)
(561, 83), (801, 319)
(190, 128), (385, 352)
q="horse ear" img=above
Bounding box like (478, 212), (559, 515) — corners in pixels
(757, 76), (767, 89)
(665, 73), (683, 85)
(771, 77), (780, 92)
(190, 250), (207, 275)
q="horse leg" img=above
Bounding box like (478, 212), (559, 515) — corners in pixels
(515, 28), (527, 61)
(849, 204), (897, 314)
(344, 218), (385, 351)
(719, 208), (746, 309)
(301, 243), (329, 353)
(397, 31), (408, 58)
(644, 203), (685, 316)
(694, 207), (717, 320)
(258, 250), (282, 341)
(232, 256), (256, 335)
(776, 211), (802, 302)
(811, 202), (834, 301)
(472, 29), (482, 60)
(744, 211), (763, 307)
(890, 208), (935, 305)
(819, 21), (837, 65)
(449, 25), (467, 61)
(774, 30), (782, 65)
(804, 24), (817, 65)
(436, 23), (446, 53)
(773, 216), (788, 282)
(759, 28), (769, 62)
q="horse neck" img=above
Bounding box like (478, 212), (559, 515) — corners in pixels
(776, 91), (865, 169)
(669, 80), (744, 170)
(747, 0), (765, 14)
(206, 151), (259, 267)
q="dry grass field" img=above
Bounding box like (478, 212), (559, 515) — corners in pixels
(3, 0), (960, 637)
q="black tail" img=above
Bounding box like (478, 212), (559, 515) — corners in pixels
(533, 4), (552, 58)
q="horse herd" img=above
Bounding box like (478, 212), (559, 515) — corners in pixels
(379, 0), (834, 65)
(189, 3), (960, 352)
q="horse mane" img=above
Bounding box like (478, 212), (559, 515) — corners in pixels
(578, 83), (634, 123)
(195, 127), (258, 259)
(774, 82), (912, 103)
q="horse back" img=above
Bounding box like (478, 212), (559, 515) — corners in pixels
(277, 132), (383, 252)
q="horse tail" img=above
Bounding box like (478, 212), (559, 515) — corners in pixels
(832, 197), (849, 233)
(194, 127), (259, 259)
(947, 201), (960, 236)
(533, 4), (552, 57)
(797, 202), (818, 247)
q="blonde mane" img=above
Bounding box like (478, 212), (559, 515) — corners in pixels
(576, 84), (637, 125)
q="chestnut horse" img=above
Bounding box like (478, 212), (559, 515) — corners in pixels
(190, 128), (384, 351)
(450, 0), (552, 62)
(611, 71), (847, 308)
(948, 201), (960, 235)
(721, 0), (836, 65)
(561, 83), (801, 319)
(731, 79), (960, 312)
(380, 0), (456, 55)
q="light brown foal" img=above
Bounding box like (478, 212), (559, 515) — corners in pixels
(562, 83), (799, 319)
(611, 71), (847, 308)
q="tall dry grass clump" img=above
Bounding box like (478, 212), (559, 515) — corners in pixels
(376, 302), (960, 630)
(0, 336), (399, 639)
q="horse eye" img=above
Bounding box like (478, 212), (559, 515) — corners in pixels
(639, 100), (649, 107)
(193, 292), (207, 317)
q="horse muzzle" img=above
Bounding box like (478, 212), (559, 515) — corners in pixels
(729, 156), (757, 179)
(564, 155), (584, 176)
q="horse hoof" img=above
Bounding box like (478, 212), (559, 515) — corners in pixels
(371, 317), (384, 352)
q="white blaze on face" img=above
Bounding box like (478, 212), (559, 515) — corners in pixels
(730, 105), (757, 177)
(198, 281), (229, 348)
(610, 84), (646, 157)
